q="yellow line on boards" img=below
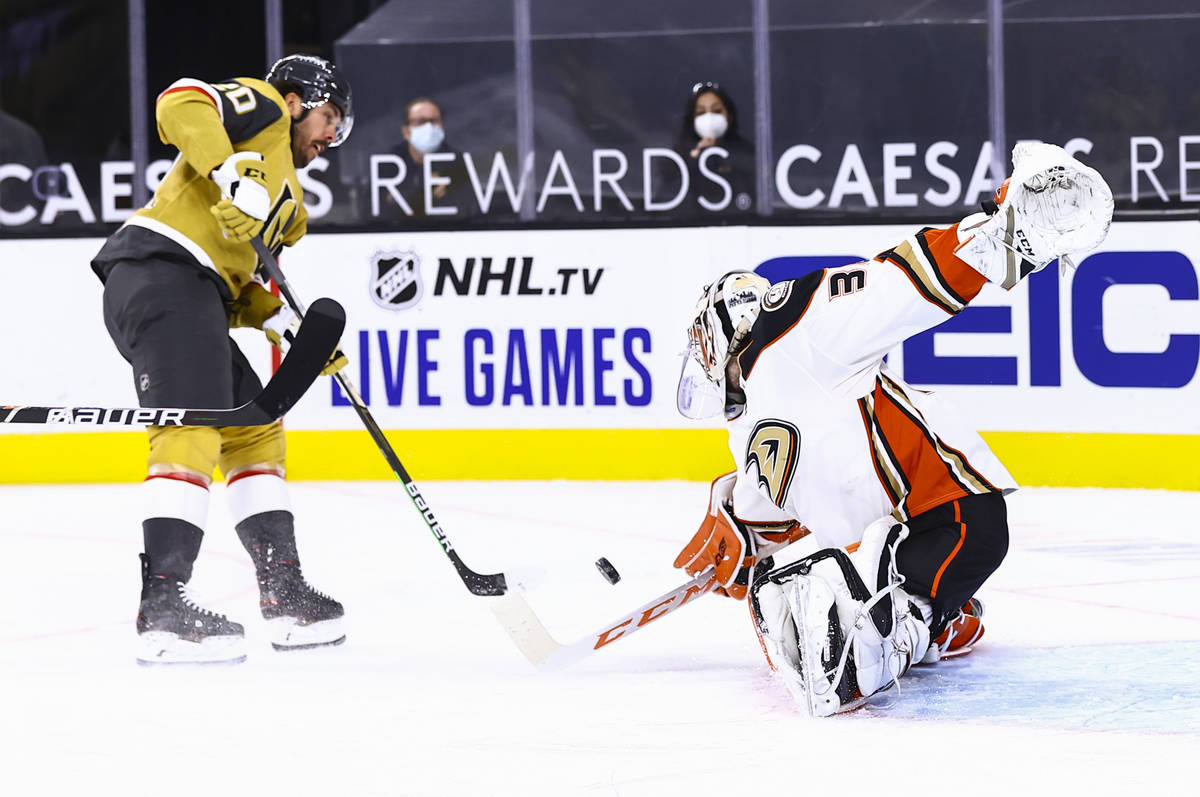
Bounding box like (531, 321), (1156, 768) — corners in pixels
(283, 428), (736, 480)
(980, 431), (1199, 490)
(0, 429), (1195, 490)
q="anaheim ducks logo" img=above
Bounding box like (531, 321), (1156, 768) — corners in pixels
(370, 249), (423, 311)
(762, 281), (791, 311)
(745, 419), (801, 507)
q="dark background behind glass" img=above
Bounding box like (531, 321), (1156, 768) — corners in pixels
(2, 0), (1198, 236)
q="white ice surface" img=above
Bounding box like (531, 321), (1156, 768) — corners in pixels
(2, 481), (1198, 796)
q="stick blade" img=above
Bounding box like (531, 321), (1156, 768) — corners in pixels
(1, 298), (346, 428)
(490, 588), (565, 667)
(465, 575), (509, 596)
(462, 570), (508, 597)
(243, 297), (345, 424)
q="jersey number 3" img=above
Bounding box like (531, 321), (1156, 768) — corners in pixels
(746, 419), (800, 507)
(828, 268), (866, 299)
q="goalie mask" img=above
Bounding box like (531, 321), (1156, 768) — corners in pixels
(677, 270), (770, 420)
(266, 54), (355, 147)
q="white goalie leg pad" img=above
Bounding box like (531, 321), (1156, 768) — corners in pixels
(750, 516), (932, 716)
(749, 577), (802, 686)
(752, 551), (876, 716)
(787, 566), (853, 717)
(850, 517), (932, 687)
(956, 141), (1114, 288)
(883, 591), (932, 679)
(847, 518), (933, 697)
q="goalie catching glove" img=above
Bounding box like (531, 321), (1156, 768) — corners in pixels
(264, 305), (348, 377)
(210, 151), (271, 242)
(673, 472), (807, 600)
(954, 141), (1113, 289)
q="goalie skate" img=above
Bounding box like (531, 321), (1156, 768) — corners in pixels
(922, 597), (986, 663)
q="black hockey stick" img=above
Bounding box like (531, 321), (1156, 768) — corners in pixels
(250, 238), (508, 596)
(2, 298), (345, 428)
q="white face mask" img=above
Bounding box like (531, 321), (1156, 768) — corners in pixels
(694, 112), (728, 140)
(409, 122), (445, 154)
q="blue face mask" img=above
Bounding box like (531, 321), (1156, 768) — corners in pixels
(409, 122), (445, 154)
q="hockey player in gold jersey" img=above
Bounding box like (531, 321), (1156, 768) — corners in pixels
(91, 54), (353, 664)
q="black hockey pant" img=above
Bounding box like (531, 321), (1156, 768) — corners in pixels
(895, 491), (1009, 638)
(101, 260), (263, 410)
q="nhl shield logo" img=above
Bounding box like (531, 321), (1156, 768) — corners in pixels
(370, 249), (423, 311)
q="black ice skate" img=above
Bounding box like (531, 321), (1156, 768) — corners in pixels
(255, 560), (345, 650)
(136, 554), (247, 665)
(237, 510), (345, 651)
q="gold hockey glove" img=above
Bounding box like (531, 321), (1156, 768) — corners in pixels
(264, 305), (348, 377)
(263, 305), (300, 349)
(210, 151), (270, 242)
(227, 282), (284, 329)
(321, 348), (349, 377)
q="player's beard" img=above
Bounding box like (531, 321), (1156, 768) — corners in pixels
(290, 122), (309, 168)
(289, 117), (319, 168)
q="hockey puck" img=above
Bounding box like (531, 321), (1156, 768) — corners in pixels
(595, 557), (621, 585)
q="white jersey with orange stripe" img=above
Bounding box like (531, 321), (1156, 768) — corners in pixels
(726, 226), (1016, 549)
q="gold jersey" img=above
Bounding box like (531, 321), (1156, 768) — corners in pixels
(92, 77), (306, 297)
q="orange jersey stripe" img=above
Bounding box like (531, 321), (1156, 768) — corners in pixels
(858, 398), (903, 506)
(869, 380), (972, 517)
(916, 225), (987, 304)
(877, 247), (949, 313)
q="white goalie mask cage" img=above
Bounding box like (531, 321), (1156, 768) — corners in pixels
(677, 270), (771, 420)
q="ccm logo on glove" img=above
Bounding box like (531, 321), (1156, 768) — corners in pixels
(210, 151), (271, 242)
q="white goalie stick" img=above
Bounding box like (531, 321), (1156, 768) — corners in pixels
(492, 538), (794, 669)
(2, 298), (345, 428)
(250, 238), (508, 596)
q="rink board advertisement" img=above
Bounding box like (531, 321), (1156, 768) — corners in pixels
(0, 222), (1197, 487)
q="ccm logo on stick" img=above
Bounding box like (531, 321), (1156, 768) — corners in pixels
(591, 574), (718, 649)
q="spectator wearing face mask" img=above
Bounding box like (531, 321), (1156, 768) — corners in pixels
(388, 96), (471, 220)
(668, 81), (755, 216)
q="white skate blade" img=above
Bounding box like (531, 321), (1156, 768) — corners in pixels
(137, 631), (247, 666)
(267, 617), (346, 651)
